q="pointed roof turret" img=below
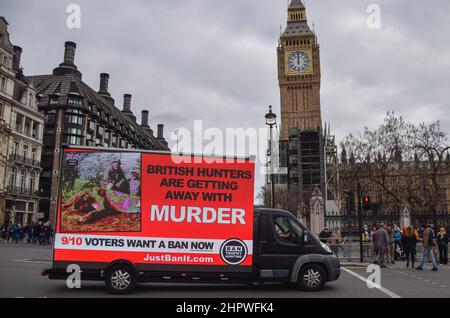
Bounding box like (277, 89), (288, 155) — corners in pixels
(282, 0), (313, 37)
(289, 0), (305, 9)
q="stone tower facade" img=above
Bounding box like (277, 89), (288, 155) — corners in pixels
(277, 0), (322, 141)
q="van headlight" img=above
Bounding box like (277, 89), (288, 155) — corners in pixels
(320, 241), (332, 254)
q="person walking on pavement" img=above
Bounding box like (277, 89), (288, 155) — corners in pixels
(437, 227), (448, 265)
(417, 225), (438, 271)
(32, 222), (40, 244)
(404, 226), (418, 268)
(361, 225), (371, 259)
(393, 224), (402, 255)
(12, 223), (21, 243)
(386, 225), (396, 264)
(375, 223), (389, 268)
(45, 222), (52, 245)
(331, 227), (345, 257)
(371, 225), (378, 260)
(0, 223), (7, 240)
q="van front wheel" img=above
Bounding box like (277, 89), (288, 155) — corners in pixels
(298, 264), (326, 291)
(105, 265), (137, 295)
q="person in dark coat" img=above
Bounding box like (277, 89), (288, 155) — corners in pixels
(403, 226), (418, 268)
(32, 222), (41, 244)
(107, 160), (130, 194)
(437, 227), (449, 265)
(374, 223), (389, 267)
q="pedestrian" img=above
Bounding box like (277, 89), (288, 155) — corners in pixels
(38, 222), (46, 245)
(393, 224), (402, 255)
(12, 223), (21, 243)
(0, 223), (7, 240)
(375, 223), (389, 267)
(7, 223), (13, 242)
(24, 223), (32, 243)
(416, 225), (438, 271)
(32, 222), (40, 244)
(45, 222), (52, 245)
(404, 226), (418, 268)
(361, 225), (371, 260)
(437, 227), (448, 265)
(386, 225), (395, 264)
(331, 227), (345, 257)
(371, 225), (378, 261)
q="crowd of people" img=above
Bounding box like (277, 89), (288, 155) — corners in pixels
(368, 223), (448, 271)
(320, 223), (449, 272)
(0, 221), (53, 245)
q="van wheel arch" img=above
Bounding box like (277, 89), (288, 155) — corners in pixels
(104, 260), (138, 277)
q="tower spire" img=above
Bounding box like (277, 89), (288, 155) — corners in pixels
(287, 0), (307, 23)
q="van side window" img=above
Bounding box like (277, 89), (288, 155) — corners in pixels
(274, 216), (291, 241)
(273, 216), (304, 243)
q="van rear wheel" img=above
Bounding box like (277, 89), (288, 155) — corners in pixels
(298, 264), (326, 291)
(105, 265), (137, 295)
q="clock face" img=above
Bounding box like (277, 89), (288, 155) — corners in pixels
(287, 51), (310, 72)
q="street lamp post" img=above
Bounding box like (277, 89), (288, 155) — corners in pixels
(357, 182), (364, 263)
(265, 105), (277, 209)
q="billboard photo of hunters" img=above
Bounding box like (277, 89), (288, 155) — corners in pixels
(60, 151), (141, 232)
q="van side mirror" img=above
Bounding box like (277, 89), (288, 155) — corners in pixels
(303, 232), (310, 245)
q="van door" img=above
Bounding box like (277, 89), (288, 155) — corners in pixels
(257, 213), (277, 279)
(264, 214), (306, 280)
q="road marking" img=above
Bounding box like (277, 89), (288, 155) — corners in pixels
(441, 285), (447, 288)
(12, 259), (51, 264)
(341, 267), (402, 299)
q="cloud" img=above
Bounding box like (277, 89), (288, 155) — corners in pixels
(3, 0), (449, 202)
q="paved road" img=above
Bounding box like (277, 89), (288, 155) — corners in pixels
(0, 242), (449, 298)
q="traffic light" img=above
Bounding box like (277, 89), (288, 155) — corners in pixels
(363, 196), (371, 211)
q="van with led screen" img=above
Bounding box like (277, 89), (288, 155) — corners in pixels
(42, 147), (340, 294)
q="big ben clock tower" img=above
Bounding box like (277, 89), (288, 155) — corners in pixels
(278, 0), (322, 141)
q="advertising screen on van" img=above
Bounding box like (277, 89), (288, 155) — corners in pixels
(53, 149), (255, 270)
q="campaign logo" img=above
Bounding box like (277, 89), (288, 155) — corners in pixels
(220, 239), (248, 265)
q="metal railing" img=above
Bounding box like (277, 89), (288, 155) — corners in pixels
(8, 154), (41, 167)
(6, 186), (41, 197)
(326, 238), (449, 263)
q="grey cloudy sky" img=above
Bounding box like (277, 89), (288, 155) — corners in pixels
(2, 0), (450, 198)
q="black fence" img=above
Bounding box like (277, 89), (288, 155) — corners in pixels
(326, 213), (450, 237)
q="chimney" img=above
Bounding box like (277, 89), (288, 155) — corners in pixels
(141, 110), (149, 127)
(157, 124), (164, 139)
(63, 41), (77, 65)
(53, 41), (81, 78)
(123, 94), (132, 113)
(99, 73), (110, 94)
(12, 45), (22, 72)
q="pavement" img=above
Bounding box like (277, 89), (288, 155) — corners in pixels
(1, 241), (449, 298)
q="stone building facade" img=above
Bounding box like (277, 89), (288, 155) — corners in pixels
(0, 17), (44, 226)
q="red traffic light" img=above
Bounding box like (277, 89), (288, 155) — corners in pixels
(363, 196), (370, 204)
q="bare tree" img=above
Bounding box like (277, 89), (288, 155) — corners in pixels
(341, 111), (449, 214)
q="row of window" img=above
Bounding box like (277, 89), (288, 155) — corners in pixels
(14, 112), (42, 140)
(8, 168), (38, 192)
(12, 142), (39, 162)
(5, 200), (35, 212)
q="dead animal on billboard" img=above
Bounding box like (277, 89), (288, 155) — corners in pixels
(62, 187), (139, 224)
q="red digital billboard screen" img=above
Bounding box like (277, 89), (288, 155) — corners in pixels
(54, 149), (255, 270)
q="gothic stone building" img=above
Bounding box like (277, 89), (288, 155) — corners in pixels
(26, 41), (169, 223)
